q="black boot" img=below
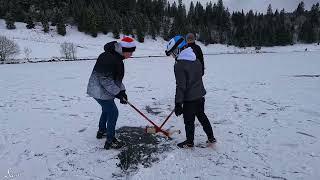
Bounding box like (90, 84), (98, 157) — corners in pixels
(104, 138), (125, 150)
(96, 131), (107, 139)
(207, 137), (217, 144)
(177, 140), (194, 149)
(206, 137), (217, 147)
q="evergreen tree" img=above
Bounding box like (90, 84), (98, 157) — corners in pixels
(170, 0), (187, 35)
(274, 8), (293, 45)
(136, 26), (145, 42)
(56, 12), (66, 36)
(26, 13), (35, 29)
(194, 2), (205, 27)
(102, 8), (115, 34)
(267, 4), (273, 16)
(170, 2), (178, 17)
(216, 0), (231, 44)
(5, 12), (16, 29)
(6, 0), (24, 22)
(310, 3), (319, 25)
(112, 14), (121, 39)
(265, 4), (277, 46)
(199, 26), (210, 45)
(245, 10), (255, 46)
(231, 11), (246, 46)
(149, 19), (157, 40)
(0, 1), (5, 18)
(57, 22), (66, 36)
(163, 17), (171, 40)
(87, 8), (98, 37)
(118, 0), (135, 14)
(299, 20), (315, 43)
(135, 14), (147, 42)
(296, 1), (305, 16)
(122, 15), (134, 36)
(77, 9), (87, 32)
(94, 2), (108, 34)
(187, 2), (195, 22)
(41, 13), (50, 33)
(310, 3), (320, 41)
(165, 2), (171, 17)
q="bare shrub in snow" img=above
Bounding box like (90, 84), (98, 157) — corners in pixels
(0, 36), (20, 62)
(24, 47), (32, 61)
(60, 42), (77, 60)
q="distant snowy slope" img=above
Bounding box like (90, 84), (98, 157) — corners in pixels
(0, 19), (168, 59)
(1, 19), (320, 61)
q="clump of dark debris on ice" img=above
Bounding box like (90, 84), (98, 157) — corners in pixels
(112, 126), (172, 178)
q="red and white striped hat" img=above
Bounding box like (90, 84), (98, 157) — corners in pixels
(119, 36), (136, 52)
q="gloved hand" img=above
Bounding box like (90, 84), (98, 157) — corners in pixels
(115, 90), (128, 104)
(174, 103), (183, 116)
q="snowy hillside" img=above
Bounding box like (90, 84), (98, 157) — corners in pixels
(1, 19), (320, 62)
(0, 19), (168, 60)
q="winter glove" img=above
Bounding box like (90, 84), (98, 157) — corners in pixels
(174, 103), (183, 116)
(115, 90), (128, 104)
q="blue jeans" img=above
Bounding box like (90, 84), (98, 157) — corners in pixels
(94, 98), (119, 142)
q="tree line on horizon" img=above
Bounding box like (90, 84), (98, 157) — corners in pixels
(0, 0), (319, 47)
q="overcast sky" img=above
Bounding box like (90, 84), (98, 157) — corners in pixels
(169, 0), (319, 13)
(224, 0), (319, 13)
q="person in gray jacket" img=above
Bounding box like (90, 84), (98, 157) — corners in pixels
(87, 37), (136, 150)
(165, 35), (216, 148)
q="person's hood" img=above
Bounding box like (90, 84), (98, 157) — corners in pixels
(177, 47), (196, 61)
(103, 41), (123, 56)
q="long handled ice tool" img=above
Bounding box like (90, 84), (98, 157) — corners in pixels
(124, 99), (180, 137)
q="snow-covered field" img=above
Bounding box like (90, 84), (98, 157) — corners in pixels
(1, 50), (320, 179)
(1, 17), (320, 180)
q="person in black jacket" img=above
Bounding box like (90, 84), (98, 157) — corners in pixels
(166, 35), (216, 149)
(87, 37), (136, 150)
(186, 33), (205, 76)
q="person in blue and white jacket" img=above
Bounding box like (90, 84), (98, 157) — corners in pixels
(165, 35), (216, 148)
(87, 37), (136, 150)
